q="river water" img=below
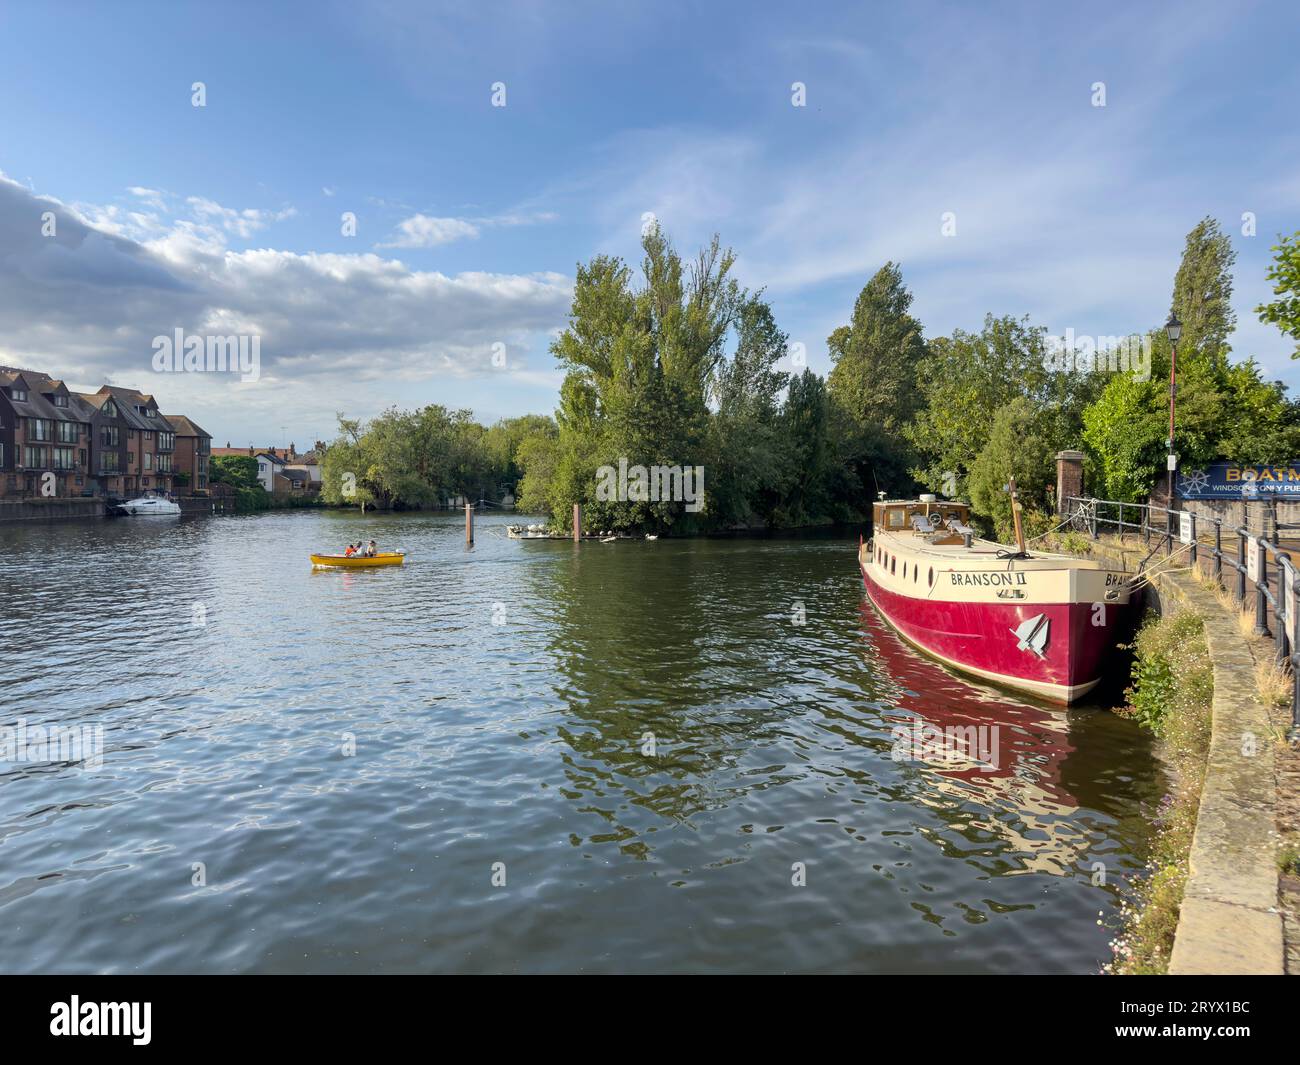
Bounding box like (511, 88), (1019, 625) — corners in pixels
(0, 510), (1162, 973)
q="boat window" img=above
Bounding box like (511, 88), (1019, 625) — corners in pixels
(913, 565), (918, 583)
(902, 562), (907, 579)
(887, 509), (905, 529)
(928, 567), (934, 586)
(890, 556), (895, 575)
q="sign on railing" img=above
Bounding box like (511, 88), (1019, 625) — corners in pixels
(1178, 462), (1300, 498)
(1179, 511), (1192, 545)
(1248, 537), (1262, 582)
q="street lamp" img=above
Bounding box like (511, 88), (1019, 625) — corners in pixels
(1165, 312), (1182, 508)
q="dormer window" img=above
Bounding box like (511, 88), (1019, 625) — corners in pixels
(53, 395), (68, 407)
(142, 407), (155, 418)
(11, 388), (26, 401)
(103, 399), (116, 417)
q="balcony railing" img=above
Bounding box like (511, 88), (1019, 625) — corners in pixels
(1064, 495), (1299, 739)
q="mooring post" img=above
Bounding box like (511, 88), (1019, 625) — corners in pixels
(573, 503), (582, 542)
(465, 501), (474, 547)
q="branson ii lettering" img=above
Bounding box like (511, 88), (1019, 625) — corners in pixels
(50, 996), (151, 1045)
(949, 571), (1029, 587)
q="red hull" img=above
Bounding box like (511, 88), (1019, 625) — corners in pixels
(860, 563), (1124, 703)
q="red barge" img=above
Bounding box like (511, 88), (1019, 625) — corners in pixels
(859, 494), (1133, 703)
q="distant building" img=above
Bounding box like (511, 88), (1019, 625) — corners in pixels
(163, 414), (213, 494)
(0, 368), (92, 498)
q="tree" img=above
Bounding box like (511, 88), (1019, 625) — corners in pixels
(826, 262), (926, 436)
(905, 314), (1095, 496)
(1257, 229), (1300, 358)
(210, 454), (259, 489)
(1169, 216), (1237, 364)
(968, 397), (1054, 541)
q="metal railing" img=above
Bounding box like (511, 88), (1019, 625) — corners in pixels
(1064, 495), (1300, 740)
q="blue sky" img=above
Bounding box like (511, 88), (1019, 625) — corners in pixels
(0, 0), (1297, 447)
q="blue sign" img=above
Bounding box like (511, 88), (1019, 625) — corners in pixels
(1178, 463), (1300, 499)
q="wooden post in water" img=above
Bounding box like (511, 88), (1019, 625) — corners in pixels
(573, 503), (582, 542)
(465, 501), (474, 547)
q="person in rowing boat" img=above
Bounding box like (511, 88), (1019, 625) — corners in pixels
(367, 539), (378, 557)
(344, 543), (356, 557)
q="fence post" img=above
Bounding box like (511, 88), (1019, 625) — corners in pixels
(1118, 501), (1124, 542)
(1277, 555), (1290, 670)
(1238, 528), (1247, 605)
(1289, 559), (1300, 743)
(1189, 512), (1197, 567)
(1165, 508), (1172, 557)
(1214, 519), (1222, 583)
(1256, 540), (1270, 637)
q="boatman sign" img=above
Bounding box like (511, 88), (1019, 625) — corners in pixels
(1248, 537), (1262, 584)
(1178, 462), (1300, 499)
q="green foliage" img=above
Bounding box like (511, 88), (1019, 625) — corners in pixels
(1170, 216), (1237, 363)
(1257, 229), (1300, 359)
(1109, 608), (1212, 975)
(967, 397), (1054, 542)
(827, 262), (926, 437)
(539, 225), (857, 533)
(210, 454), (259, 489)
(1123, 610), (1212, 734)
(906, 314), (1098, 501)
(319, 407), (550, 509)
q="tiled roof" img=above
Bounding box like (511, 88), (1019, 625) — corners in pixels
(162, 414), (211, 439)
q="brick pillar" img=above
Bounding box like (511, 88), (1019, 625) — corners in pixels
(1055, 450), (1085, 515)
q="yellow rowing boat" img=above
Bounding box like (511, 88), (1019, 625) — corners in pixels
(310, 552), (406, 568)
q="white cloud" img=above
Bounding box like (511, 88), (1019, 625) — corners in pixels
(0, 172), (574, 441)
(378, 213), (480, 248)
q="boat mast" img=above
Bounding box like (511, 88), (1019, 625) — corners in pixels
(1008, 476), (1027, 555)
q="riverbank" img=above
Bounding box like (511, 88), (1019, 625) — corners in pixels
(1052, 532), (1286, 974)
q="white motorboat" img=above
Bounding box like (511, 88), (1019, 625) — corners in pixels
(120, 496), (181, 516)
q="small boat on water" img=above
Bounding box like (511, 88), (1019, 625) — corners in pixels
(860, 492), (1132, 703)
(117, 495), (181, 516)
(310, 552), (406, 568)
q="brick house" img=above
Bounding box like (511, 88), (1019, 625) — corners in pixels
(0, 368), (93, 499)
(75, 391), (131, 497)
(95, 386), (176, 496)
(164, 414), (212, 494)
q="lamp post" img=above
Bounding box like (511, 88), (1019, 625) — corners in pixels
(1165, 312), (1182, 508)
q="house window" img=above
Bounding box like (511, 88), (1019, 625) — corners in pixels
(28, 418), (53, 441)
(102, 399), (116, 416)
(56, 421), (79, 443)
(99, 453), (119, 472)
(142, 477), (150, 486)
(158, 432), (174, 451)
(158, 454), (172, 473)
(79, 449), (86, 466)
(11, 388), (27, 401)
(144, 452), (152, 470)
(143, 430), (153, 442)
(101, 426), (119, 447)
(52, 447), (74, 470)
(23, 445), (46, 468)
(53, 394), (68, 407)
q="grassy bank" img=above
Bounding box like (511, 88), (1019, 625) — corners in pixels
(1107, 609), (1213, 974)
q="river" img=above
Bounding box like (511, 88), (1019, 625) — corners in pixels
(0, 509), (1162, 973)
